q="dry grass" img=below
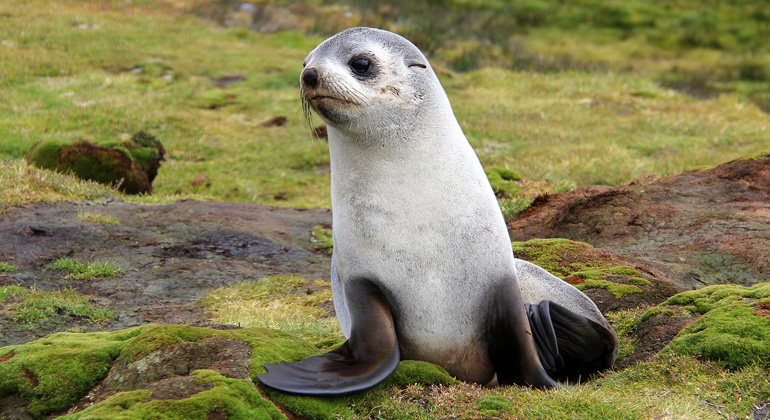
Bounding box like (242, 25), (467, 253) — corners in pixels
(202, 275), (342, 345)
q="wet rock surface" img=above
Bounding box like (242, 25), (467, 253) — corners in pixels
(0, 200), (331, 347)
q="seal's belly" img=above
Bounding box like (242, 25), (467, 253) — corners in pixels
(381, 271), (499, 384)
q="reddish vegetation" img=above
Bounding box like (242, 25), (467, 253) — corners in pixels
(754, 301), (770, 317)
(563, 276), (584, 285)
(509, 156), (770, 289)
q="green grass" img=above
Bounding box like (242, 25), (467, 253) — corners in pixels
(47, 257), (121, 279)
(8, 287), (117, 324)
(1, 0), (769, 214)
(0, 285), (27, 302)
(309, 225), (333, 254)
(0, 262), (18, 272)
(76, 211), (120, 225)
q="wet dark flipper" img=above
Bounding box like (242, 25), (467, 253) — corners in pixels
(258, 279), (400, 395)
(527, 300), (616, 380)
(488, 284), (557, 389)
(525, 301), (564, 374)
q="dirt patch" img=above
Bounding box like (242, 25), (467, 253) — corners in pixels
(508, 156), (770, 289)
(616, 313), (697, 369)
(754, 301), (770, 317)
(0, 200), (331, 347)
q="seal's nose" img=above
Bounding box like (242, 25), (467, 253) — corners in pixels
(302, 67), (318, 88)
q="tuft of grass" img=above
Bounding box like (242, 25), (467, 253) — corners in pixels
(0, 262), (18, 272)
(0, 285), (28, 302)
(9, 287), (116, 324)
(76, 211), (120, 225)
(310, 225), (333, 254)
(46, 258), (121, 279)
(485, 166), (523, 197)
(605, 308), (645, 362)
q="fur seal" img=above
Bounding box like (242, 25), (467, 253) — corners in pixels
(258, 27), (617, 395)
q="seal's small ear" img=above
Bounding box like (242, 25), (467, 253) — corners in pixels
(406, 59), (427, 69)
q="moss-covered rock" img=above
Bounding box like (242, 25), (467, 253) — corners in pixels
(0, 326), (153, 418)
(658, 283), (770, 369)
(25, 132), (165, 195)
(59, 370), (284, 420)
(512, 238), (647, 299)
(0, 324), (320, 419)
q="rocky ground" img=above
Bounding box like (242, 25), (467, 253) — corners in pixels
(1, 156), (768, 419)
(0, 200), (332, 347)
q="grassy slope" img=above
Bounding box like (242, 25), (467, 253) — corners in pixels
(1, 0), (768, 211)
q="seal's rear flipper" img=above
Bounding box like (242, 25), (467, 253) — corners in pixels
(527, 300), (617, 380)
(258, 279), (400, 395)
(488, 284), (558, 389)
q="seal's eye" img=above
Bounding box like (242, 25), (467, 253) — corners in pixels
(350, 57), (372, 76)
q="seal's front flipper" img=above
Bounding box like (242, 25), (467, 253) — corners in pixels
(258, 279), (400, 395)
(527, 300), (616, 380)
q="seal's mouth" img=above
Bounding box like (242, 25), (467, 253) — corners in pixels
(310, 95), (356, 105)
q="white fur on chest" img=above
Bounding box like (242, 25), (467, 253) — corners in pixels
(328, 123), (516, 355)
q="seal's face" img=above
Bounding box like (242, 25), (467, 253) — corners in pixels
(300, 27), (432, 137)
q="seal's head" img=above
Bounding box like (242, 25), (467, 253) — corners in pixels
(300, 27), (447, 138)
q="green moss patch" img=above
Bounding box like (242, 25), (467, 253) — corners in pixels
(512, 238), (646, 297)
(60, 370), (284, 420)
(486, 167), (523, 197)
(76, 211), (120, 225)
(576, 279), (643, 298)
(475, 395), (512, 417)
(119, 324), (218, 363)
(0, 324), (319, 418)
(115, 323), (319, 378)
(655, 283), (770, 369)
(0, 326), (153, 418)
